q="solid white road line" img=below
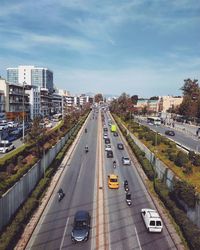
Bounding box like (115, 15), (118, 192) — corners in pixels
(135, 226), (142, 250)
(59, 217), (69, 250)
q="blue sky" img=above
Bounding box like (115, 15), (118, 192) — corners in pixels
(0, 0), (200, 97)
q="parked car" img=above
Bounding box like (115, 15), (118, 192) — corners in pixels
(0, 123), (8, 131)
(0, 140), (15, 153)
(122, 157), (131, 165)
(141, 208), (163, 232)
(165, 130), (175, 136)
(117, 143), (124, 150)
(71, 210), (91, 243)
(7, 121), (18, 128)
(107, 150), (113, 158)
(8, 128), (23, 141)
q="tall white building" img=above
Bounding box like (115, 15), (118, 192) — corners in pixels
(7, 65), (54, 93)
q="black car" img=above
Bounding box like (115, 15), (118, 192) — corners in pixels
(71, 210), (91, 243)
(103, 127), (108, 132)
(105, 138), (110, 144)
(165, 130), (175, 136)
(117, 143), (124, 150)
(113, 132), (118, 137)
(107, 150), (113, 158)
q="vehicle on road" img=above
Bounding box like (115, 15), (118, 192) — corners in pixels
(58, 188), (65, 202)
(165, 130), (175, 136)
(104, 138), (110, 144)
(105, 144), (112, 151)
(113, 160), (116, 168)
(107, 150), (113, 158)
(141, 208), (163, 233)
(108, 174), (119, 189)
(85, 145), (89, 153)
(110, 124), (117, 132)
(71, 210), (91, 243)
(122, 156), (131, 165)
(126, 193), (132, 206)
(7, 128), (23, 141)
(113, 132), (118, 137)
(0, 140), (15, 153)
(117, 143), (124, 150)
(103, 133), (108, 139)
(147, 117), (161, 126)
(103, 127), (108, 132)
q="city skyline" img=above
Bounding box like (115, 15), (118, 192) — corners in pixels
(0, 0), (200, 97)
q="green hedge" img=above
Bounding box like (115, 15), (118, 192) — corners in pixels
(0, 115), (86, 250)
(154, 179), (200, 250)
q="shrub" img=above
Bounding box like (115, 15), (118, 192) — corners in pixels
(174, 151), (189, 167)
(171, 179), (196, 208)
(193, 154), (200, 166)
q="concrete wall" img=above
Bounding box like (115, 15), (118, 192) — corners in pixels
(0, 125), (76, 230)
(127, 127), (200, 227)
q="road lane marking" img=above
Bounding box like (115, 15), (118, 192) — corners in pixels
(135, 226), (142, 250)
(59, 217), (69, 250)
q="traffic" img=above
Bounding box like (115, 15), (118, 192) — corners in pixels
(24, 108), (178, 250)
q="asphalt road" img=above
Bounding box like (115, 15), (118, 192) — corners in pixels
(138, 119), (200, 152)
(103, 113), (176, 250)
(25, 111), (179, 250)
(25, 113), (98, 250)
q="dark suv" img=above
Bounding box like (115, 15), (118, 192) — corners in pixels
(165, 130), (175, 136)
(71, 210), (91, 243)
(107, 150), (113, 158)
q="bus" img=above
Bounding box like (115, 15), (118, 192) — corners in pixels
(52, 114), (62, 122)
(147, 117), (161, 126)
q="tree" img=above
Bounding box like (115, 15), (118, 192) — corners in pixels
(94, 93), (103, 103)
(181, 79), (199, 96)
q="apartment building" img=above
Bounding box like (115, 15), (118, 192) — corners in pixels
(40, 88), (52, 117)
(159, 96), (183, 112)
(0, 77), (30, 121)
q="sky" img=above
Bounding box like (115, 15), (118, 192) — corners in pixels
(0, 0), (200, 97)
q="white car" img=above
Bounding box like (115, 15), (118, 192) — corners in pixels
(0, 123), (8, 130)
(141, 208), (163, 233)
(122, 157), (131, 165)
(8, 121), (18, 128)
(45, 122), (53, 128)
(103, 133), (108, 139)
(0, 140), (15, 153)
(105, 144), (112, 151)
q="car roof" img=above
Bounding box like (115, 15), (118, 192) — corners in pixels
(75, 210), (89, 220)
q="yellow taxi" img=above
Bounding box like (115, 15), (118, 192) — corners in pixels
(108, 174), (119, 189)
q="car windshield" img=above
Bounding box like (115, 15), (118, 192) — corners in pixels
(124, 158), (129, 161)
(74, 221), (87, 229)
(110, 178), (117, 182)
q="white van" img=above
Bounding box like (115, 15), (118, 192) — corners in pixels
(141, 208), (163, 232)
(0, 140), (15, 153)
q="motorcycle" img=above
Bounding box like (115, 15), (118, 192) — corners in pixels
(85, 128), (87, 133)
(126, 193), (132, 206)
(85, 147), (89, 153)
(124, 185), (129, 193)
(58, 191), (65, 202)
(113, 161), (116, 168)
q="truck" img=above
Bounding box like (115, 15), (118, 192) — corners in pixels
(110, 124), (117, 132)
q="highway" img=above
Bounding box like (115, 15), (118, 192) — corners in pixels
(25, 110), (179, 250)
(138, 119), (200, 152)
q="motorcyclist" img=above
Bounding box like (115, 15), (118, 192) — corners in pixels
(85, 128), (87, 133)
(85, 145), (89, 152)
(58, 188), (64, 195)
(113, 160), (116, 168)
(124, 180), (128, 189)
